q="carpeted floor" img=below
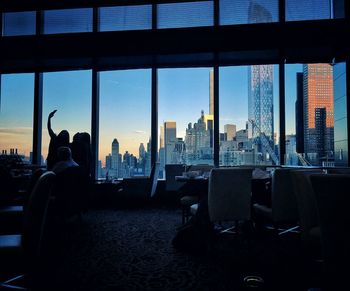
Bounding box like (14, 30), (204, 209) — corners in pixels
(45, 207), (323, 291)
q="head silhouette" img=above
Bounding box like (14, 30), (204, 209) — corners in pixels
(80, 132), (91, 144)
(57, 146), (72, 161)
(57, 130), (69, 144)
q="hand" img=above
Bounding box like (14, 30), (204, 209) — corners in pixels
(49, 110), (57, 118)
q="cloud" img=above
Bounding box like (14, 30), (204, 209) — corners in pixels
(0, 127), (32, 135)
(134, 130), (146, 135)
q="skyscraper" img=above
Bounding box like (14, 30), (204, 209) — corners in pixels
(224, 124), (236, 141)
(303, 64), (334, 164)
(111, 138), (119, 177)
(295, 72), (304, 154)
(139, 143), (145, 159)
(209, 69), (214, 115)
(248, 1), (274, 163)
(164, 121), (176, 164)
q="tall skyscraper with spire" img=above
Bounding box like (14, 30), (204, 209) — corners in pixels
(247, 1), (274, 162)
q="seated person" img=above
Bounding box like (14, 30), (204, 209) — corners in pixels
(52, 146), (78, 174)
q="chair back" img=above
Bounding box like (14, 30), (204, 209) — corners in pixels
(271, 168), (298, 223)
(188, 164), (214, 176)
(149, 162), (160, 198)
(208, 167), (253, 222)
(165, 164), (186, 192)
(310, 174), (350, 277)
(21, 171), (56, 263)
(291, 169), (323, 241)
(53, 166), (89, 218)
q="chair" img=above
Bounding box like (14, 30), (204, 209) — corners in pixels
(310, 174), (350, 290)
(253, 168), (299, 235)
(291, 169), (324, 255)
(165, 164), (186, 193)
(179, 164), (214, 225)
(0, 171), (56, 290)
(52, 166), (89, 222)
(208, 167), (253, 233)
(0, 168), (46, 235)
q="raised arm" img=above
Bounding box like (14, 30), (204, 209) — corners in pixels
(47, 110), (57, 138)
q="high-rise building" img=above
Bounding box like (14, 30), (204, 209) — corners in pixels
(204, 114), (214, 148)
(248, 1), (274, 163)
(111, 138), (119, 173)
(139, 143), (145, 159)
(185, 110), (212, 164)
(164, 121), (176, 164)
(105, 154), (112, 170)
(224, 124), (236, 141)
(159, 125), (164, 148)
(295, 72), (304, 153)
(303, 64), (334, 164)
(209, 69), (214, 115)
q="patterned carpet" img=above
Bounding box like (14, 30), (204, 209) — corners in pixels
(44, 207), (323, 291)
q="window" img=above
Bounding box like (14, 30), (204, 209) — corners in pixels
(284, 63), (345, 166)
(2, 11), (36, 36)
(158, 68), (214, 178)
(98, 5), (152, 31)
(219, 65), (279, 166)
(157, 1), (213, 29)
(220, 0), (278, 25)
(286, 0), (344, 21)
(0, 73), (34, 162)
(98, 69), (151, 180)
(42, 70), (92, 166)
(43, 8), (93, 34)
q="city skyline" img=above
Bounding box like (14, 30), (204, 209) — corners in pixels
(0, 64), (336, 165)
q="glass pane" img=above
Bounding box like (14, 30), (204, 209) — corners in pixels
(0, 73), (34, 162)
(43, 8), (93, 34)
(286, 0), (344, 21)
(333, 62), (347, 166)
(98, 5), (152, 31)
(2, 11), (36, 36)
(220, 65), (279, 166)
(220, 0), (278, 25)
(285, 63), (345, 167)
(98, 70), (151, 180)
(158, 68), (214, 178)
(42, 70), (92, 169)
(157, 1), (213, 29)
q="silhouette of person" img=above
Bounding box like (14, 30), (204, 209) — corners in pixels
(46, 110), (70, 170)
(70, 132), (92, 178)
(52, 146), (78, 174)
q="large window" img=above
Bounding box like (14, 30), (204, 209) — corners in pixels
(41, 70), (92, 166)
(219, 65), (279, 166)
(158, 68), (214, 178)
(157, 1), (214, 29)
(0, 73), (34, 162)
(284, 63), (346, 167)
(98, 69), (151, 180)
(2, 11), (36, 36)
(98, 5), (152, 32)
(43, 8), (93, 34)
(286, 0), (344, 21)
(220, 0), (278, 25)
